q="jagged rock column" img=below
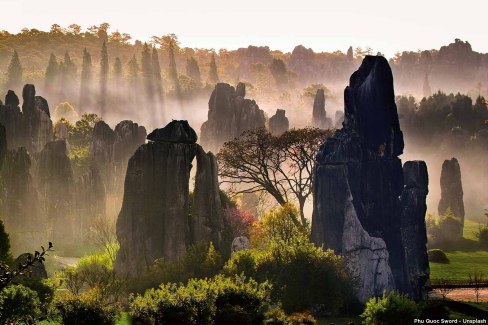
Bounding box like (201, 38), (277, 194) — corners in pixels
(438, 157), (464, 237)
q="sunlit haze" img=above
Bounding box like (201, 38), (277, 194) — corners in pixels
(2, 0), (487, 57)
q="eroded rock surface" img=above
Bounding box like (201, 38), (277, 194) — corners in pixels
(438, 157), (464, 237)
(312, 56), (429, 302)
(269, 109), (289, 135)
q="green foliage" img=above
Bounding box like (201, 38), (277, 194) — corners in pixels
(426, 208), (463, 245)
(286, 311), (317, 325)
(225, 237), (354, 313)
(476, 226), (488, 249)
(60, 250), (123, 304)
(13, 278), (56, 317)
(361, 291), (419, 325)
(0, 218), (12, 263)
(0, 284), (42, 324)
(256, 204), (308, 246)
(130, 275), (271, 325)
(429, 251), (488, 282)
(128, 242), (224, 294)
(50, 291), (120, 325)
(263, 307), (289, 325)
(427, 249), (450, 264)
(68, 113), (102, 147)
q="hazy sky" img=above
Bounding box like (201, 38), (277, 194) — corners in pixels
(2, 0), (487, 58)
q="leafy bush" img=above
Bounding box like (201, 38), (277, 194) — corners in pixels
(0, 284), (42, 324)
(14, 278), (56, 317)
(50, 291), (120, 325)
(0, 218), (13, 264)
(477, 226), (488, 249)
(428, 249), (450, 263)
(130, 275), (271, 325)
(361, 291), (419, 325)
(426, 209), (463, 245)
(128, 242), (223, 293)
(225, 237), (354, 313)
(263, 307), (289, 325)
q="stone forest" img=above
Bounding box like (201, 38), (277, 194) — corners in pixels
(0, 20), (487, 325)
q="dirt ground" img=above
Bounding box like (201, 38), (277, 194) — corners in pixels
(430, 288), (488, 302)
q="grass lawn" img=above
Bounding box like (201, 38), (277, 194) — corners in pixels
(430, 250), (488, 281)
(464, 218), (484, 241)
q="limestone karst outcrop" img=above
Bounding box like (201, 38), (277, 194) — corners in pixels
(0, 85), (53, 153)
(90, 120), (115, 167)
(0, 124), (6, 168)
(269, 109), (289, 135)
(2, 147), (42, 253)
(75, 165), (106, 231)
(37, 140), (75, 247)
(311, 56), (430, 302)
(438, 157), (464, 237)
(200, 83), (266, 153)
(115, 120), (224, 276)
(312, 89), (332, 129)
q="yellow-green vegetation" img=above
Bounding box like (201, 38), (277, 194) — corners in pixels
(464, 218), (484, 241)
(430, 251), (488, 281)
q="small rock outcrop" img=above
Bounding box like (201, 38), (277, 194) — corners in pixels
(116, 121), (225, 277)
(312, 89), (332, 129)
(269, 109), (289, 135)
(311, 56), (429, 302)
(13, 253), (48, 279)
(200, 83), (266, 153)
(38, 140), (75, 247)
(438, 158), (464, 237)
(231, 236), (251, 257)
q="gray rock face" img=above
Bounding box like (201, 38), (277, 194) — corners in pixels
(75, 165), (106, 230)
(334, 111), (344, 129)
(13, 253), (47, 279)
(113, 120), (147, 163)
(312, 56), (429, 302)
(269, 109), (289, 135)
(115, 121), (225, 277)
(38, 140), (75, 247)
(147, 120), (197, 143)
(200, 83), (266, 153)
(231, 236), (251, 257)
(0, 124), (6, 168)
(438, 157), (464, 237)
(0, 85), (53, 153)
(236, 82), (246, 98)
(90, 121), (115, 167)
(312, 89), (331, 129)
(192, 147), (224, 245)
(2, 147), (42, 252)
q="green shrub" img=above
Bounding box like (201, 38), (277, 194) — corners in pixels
(361, 291), (419, 325)
(0, 284), (42, 324)
(477, 226), (488, 249)
(13, 278), (56, 316)
(426, 209), (463, 245)
(263, 307), (289, 325)
(428, 249), (450, 263)
(225, 237), (354, 313)
(127, 241), (223, 294)
(130, 275), (271, 325)
(50, 291), (120, 325)
(0, 218), (13, 264)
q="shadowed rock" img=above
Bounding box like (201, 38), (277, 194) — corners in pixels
(113, 120), (147, 163)
(1, 90), (28, 150)
(236, 82), (246, 98)
(5, 90), (19, 107)
(312, 56), (429, 302)
(90, 121), (115, 166)
(147, 120), (197, 143)
(0, 124), (6, 168)
(200, 83), (266, 153)
(312, 89), (329, 129)
(192, 147), (224, 245)
(13, 253), (47, 279)
(269, 109), (289, 135)
(116, 121), (225, 277)
(75, 165), (106, 230)
(38, 140), (75, 247)
(22, 84), (53, 153)
(438, 157), (464, 237)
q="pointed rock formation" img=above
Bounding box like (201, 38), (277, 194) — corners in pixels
(0, 91), (28, 150)
(312, 89), (332, 129)
(38, 140), (75, 247)
(116, 120), (225, 277)
(438, 157), (464, 237)
(90, 121), (115, 167)
(0, 124), (6, 169)
(115, 121), (199, 276)
(113, 120), (147, 163)
(192, 147), (224, 246)
(200, 83), (266, 153)
(269, 109), (289, 135)
(75, 165), (106, 231)
(2, 147), (42, 252)
(22, 84), (53, 153)
(312, 56), (429, 302)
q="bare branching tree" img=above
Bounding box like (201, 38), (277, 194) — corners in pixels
(468, 270), (485, 303)
(218, 127), (332, 225)
(88, 217), (118, 263)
